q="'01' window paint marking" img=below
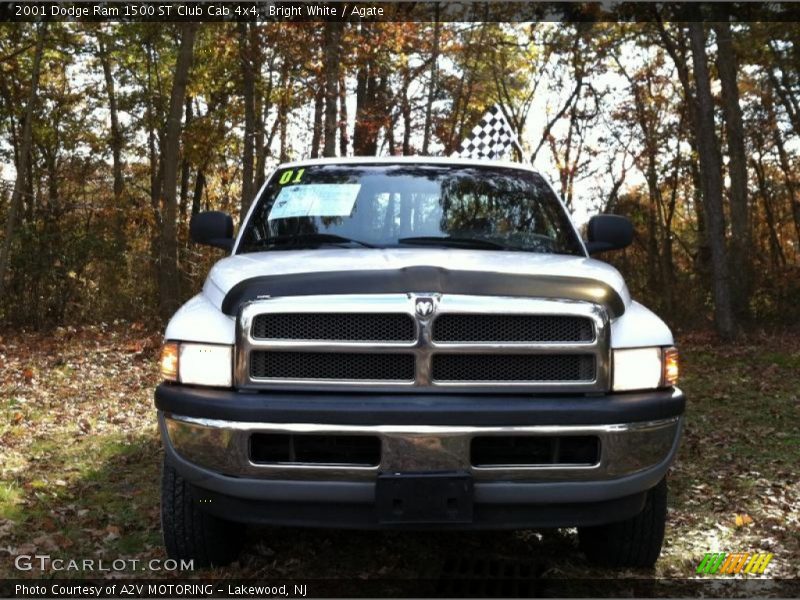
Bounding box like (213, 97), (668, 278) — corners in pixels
(278, 168), (305, 185)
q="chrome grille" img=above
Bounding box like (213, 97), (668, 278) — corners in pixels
(250, 351), (415, 381)
(252, 313), (415, 342)
(236, 294), (610, 392)
(431, 354), (595, 382)
(432, 314), (593, 343)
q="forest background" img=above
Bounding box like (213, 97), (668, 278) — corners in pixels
(0, 18), (799, 337)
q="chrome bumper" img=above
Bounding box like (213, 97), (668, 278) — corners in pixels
(161, 412), (682, 483)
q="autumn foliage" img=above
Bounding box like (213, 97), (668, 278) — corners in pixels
(0, 21), (798, 334)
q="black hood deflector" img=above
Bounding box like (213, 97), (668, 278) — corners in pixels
(220, 267), (625, 318)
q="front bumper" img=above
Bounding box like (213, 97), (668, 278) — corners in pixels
(156, 384), (684, 529)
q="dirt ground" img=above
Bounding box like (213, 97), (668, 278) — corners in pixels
(1, 325), (798, 595)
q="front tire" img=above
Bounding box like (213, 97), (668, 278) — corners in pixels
(578, 477), (668, 568)
(161, 458), (244, 567)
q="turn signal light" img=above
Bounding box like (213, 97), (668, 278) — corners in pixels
(160, 342), (179, 382)
(663, 347), (679, 386)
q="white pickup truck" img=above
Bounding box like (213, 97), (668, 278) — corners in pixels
(155, 157), (683, 568)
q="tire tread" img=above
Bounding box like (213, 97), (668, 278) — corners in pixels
(161, 459), (243, 567)
(578, 477), (667, 568)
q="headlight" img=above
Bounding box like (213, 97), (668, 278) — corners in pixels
(612, 346), (679, 391)
(159, 342), (233, 387)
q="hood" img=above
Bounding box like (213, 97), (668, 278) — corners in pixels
(202, 248), (631, 317)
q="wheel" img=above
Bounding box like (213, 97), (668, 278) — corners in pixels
(578, 477), (667, 568)
(161, 458), (244, 567)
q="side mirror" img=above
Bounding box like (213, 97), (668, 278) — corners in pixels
(584, 214), (633, 255)
(190, 211), (234, 250)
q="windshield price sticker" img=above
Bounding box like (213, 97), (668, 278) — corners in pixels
(268, 184), (361, 220)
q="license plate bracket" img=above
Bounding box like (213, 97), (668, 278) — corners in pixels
(376, 472), (474, 524)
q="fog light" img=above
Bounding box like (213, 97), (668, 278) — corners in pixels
(160, 342), (179, 381)
(663, 347), (679, 386)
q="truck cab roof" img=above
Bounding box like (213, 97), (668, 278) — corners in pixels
(274, 155), (541, 174)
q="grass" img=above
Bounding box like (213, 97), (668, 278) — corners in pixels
(0, 482), (23, 522)
(0, 325), (798, 591)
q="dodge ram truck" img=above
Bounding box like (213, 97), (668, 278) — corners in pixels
(155, 157), (684, 567)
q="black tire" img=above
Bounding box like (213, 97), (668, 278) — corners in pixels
(161, 458), (245, 567)
(578, 477), (667, 568)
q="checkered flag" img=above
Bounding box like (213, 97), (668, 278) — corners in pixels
(452, 104), (524, 161)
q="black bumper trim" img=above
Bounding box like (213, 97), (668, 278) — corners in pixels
(189, 486), (648, 530)
(154, 383), (685, 426)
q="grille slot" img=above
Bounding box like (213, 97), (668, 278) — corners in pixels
(250, 433), (380, 466)
(250, 351), (415, 381)
(432, 354), (595, 382)
(471, 435), (600, 467)
(252, 313), (415, 342)
(432, 314), (594, 343)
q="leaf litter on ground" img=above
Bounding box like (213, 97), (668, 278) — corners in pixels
(0, 325), (798, 585)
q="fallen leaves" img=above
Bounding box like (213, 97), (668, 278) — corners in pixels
(32, 533), (60, 552)
(104, 525), (121, 542)
(734, 513), (754, 528)
(0, 327), (798, 580)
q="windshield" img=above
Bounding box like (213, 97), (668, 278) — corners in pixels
(238, 164), (584, 256)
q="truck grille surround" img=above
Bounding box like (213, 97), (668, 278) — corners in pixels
(236, 294), (610, 392)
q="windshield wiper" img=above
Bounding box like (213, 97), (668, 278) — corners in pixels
(398, 236), (511, 250)
(242, 233), (377, 251)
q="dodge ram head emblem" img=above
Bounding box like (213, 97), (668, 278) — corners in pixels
(415, 298), (435, 317)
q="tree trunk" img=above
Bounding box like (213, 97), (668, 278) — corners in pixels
(97, 32), (126, 253)
(278, 61), (289, 163)
(688, 22), (736, 339)
(623, 66), (663, 293)
(422, 4), (440, 155)
(310, 83), (324, 159)
(352, 24), (388, 156)
(752, 156), (786, 267)
(158, 22), (198, 320)
(191, 170), (205, 217)
(323, 22), (342, 157)
(0, 23), (46, 298)
(767, 97), (800, 249)
(713, 20), (751, 320)
(765, 43), (800, 136)
(179, 96), (192, 222)
(255, 57), (272, 189)
(353, 24), (371, 155)
(655, 23), (712, 278)
(660, 126), (682, 304)
(401, 69), (412, 155)
(338, 72), (348, 156)
(239, 22), (256, 221)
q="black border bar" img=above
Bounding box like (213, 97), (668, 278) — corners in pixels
(2, 577), (800, 598)
(2, 1), (800, 23)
